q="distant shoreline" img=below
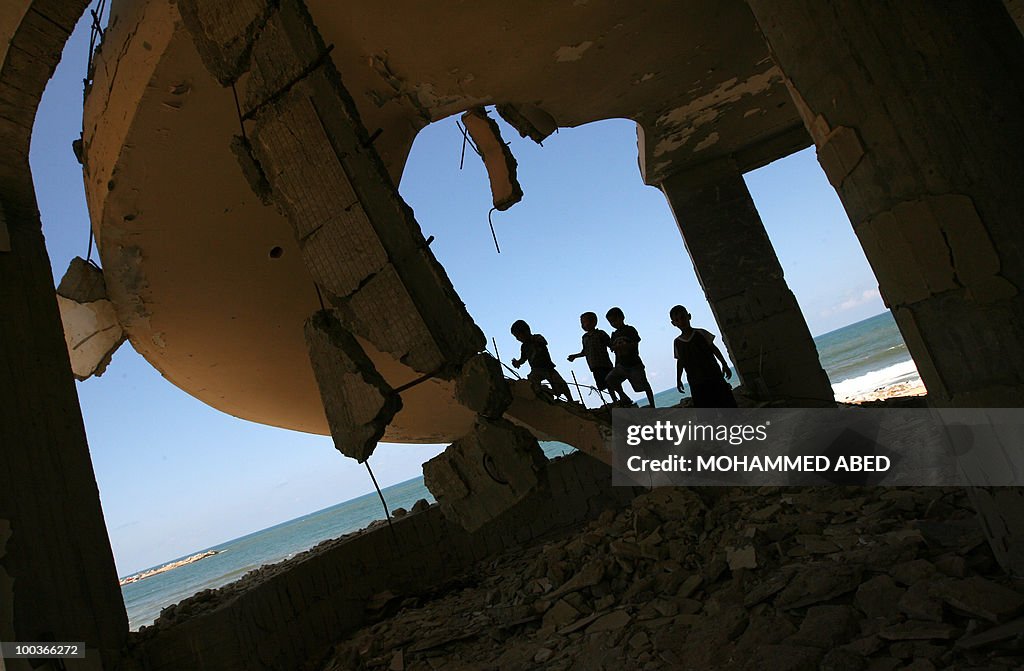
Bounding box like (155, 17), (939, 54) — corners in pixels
(119, 550), (221, 586)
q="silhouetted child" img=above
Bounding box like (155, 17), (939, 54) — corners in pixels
(568, 311), (623, 405)
(669, 305), (737, 408)
(604, 307), (656, 408)
(511, 319), (572, 401)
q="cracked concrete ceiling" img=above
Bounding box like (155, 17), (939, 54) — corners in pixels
(81, 0), (809, 441)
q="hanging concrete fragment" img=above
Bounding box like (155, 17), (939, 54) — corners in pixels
(461, 107), (524, 211)
(304, 309), (402, 462)
(56, 257), (126, 380)
(496, 103), (557, 145)
(423, 417), (547, 531)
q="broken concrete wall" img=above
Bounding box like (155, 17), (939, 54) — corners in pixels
(423, 417), (548, 531)
(746, 0), (1024, 408)
(461, 106), (524, 211)
(178, 0), (485, 383)
(56, 257), (126, 380)
(122, 452), (642, 671)
(0, 0), (128, 666)
(304, 309), (402, 462)
(745, 0), (1024, 576)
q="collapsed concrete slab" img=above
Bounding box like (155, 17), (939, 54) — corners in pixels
(461, 106), (524, 211)
(454, 353), (512, 419)
(304, 309), (401, 462)
(504, 380), (614, 465)
(423, 417), (548, 532)
(56, 257), (126, 380)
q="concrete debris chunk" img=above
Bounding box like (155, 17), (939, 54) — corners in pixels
(460, 107), (523, 211)
(774, 564), (863, 610)
(930, 576), (1024, 622)
(422, 417), (547, 531)
(454, 353), (511, 418)
(495, 103), (557, 144)
(56, 257), (126, 380)
(854, 574), (905, 620)
(878, 621), (960, 641)
(304, 309), (402, 462)
(727, 545), (758, 571)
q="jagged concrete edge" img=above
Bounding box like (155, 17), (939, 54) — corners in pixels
(305, 309), (402, 461)
(462, 106), (524, 212)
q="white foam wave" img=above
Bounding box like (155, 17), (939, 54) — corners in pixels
(831, 359), (921, 400)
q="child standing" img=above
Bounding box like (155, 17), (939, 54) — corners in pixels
(669, 305), (737, 408)
(511, 319), (572, 401)
(604, 307), (656, 408)
(567, 311), (623, 405)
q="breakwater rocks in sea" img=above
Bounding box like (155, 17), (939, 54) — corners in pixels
(321, 486), (1023, 671)
(119, 550), (221, 586)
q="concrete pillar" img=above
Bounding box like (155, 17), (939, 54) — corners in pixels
(1, 2), (128, 666)
(745, 0), (1024, 573)
(660, 159), (834, 406)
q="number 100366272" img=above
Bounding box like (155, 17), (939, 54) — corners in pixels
(0, 642), (85, 658)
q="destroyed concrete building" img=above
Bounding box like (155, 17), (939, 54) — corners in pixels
(2, 0), (1023, 669)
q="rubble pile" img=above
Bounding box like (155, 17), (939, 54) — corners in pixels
(321, 486), (1024, 671)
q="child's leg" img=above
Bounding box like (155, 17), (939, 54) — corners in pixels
(643, 383), (656, 408)
(606, 367), (631, 405)
(549, 370), (572, 400)
(594, 368), (617, 403)
(631, 368), (656, 407)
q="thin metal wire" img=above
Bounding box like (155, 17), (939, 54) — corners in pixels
(487, 207), (501, 254)
(571, 370), (585, 407)
(83, 0), (108, 96)
(491, 337), (521, 380)
(365, 460), (399, 543)
(455, 119), (481, 158)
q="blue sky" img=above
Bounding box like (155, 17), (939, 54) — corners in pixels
(31, 12), (885, 576)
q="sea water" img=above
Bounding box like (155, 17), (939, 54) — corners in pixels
(121, 311), (918, 629)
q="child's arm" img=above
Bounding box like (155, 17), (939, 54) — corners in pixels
(676, 359), (686, 393)
(710, 343), (732, 379)
(512, 342), (527, 368)
(567, 349), (585, 362)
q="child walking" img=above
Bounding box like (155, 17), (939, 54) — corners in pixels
(511, 319), (573, 401)
(567, 311), (623, 405)
(604, 307), (656, 408)
(669, 305), (737, 407)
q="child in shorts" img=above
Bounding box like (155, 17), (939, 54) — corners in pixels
(568, 311), (623, 405)
(604, 307), (656, 408)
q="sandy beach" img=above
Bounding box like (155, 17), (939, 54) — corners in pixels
(838, 378), (927, 405)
